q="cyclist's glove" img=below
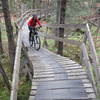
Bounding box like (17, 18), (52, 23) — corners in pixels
(40, 26), (42, 28)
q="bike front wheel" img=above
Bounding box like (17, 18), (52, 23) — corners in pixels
(29, 36), (35, 48)
(34, 35), (41, 50)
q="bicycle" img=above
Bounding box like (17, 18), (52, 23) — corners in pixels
(29, 27), (41, 51)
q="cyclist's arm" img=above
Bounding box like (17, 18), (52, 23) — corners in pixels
(37, 19), (42, 26)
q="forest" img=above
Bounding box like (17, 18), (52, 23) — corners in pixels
(0, 0), (100, 100)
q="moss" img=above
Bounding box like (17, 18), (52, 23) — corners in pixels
(0, 53), (31, 100)
(18, 80), (31, 100)
(0, 88), (10, 100)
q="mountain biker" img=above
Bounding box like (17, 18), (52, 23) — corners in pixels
(28, 14), (42, 41)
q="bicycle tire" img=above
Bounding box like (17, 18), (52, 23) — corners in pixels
(29, 35), (35, 47)
(34, 35), (41, 50)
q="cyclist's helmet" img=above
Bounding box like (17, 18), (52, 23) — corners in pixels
(32, 14), (37, 19)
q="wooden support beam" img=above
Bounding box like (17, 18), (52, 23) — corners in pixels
(88, 19), (99, 27)
(85, 23), (100, 95)
(39, 33), (82, 46)
(43, 23), (86, 29)
(10, 30), (22, 100)
(86, 23), (99, 67)
(81, 43), (97, 95)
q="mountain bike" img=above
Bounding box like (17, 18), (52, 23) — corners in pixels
(29, 27), (41, 51)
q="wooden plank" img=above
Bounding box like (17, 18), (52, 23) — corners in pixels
(67, 72), (87, 76)
(64, 64), (82, 67)
(34, 74), (55, 78)
(28, 48), (96, 99)
(55, 60), (77, 64)
(29, 96), (35, 100)
(30, 90), (37, 96)
(33, 75), (54, 79)
(85, 88), (94, 93)
(34, 68), (54, 72)
(88, 93), (96, 99)
(34, 80), (84, 89)
(34, 66), (82, 71)
(83, 83), (93, 88)
(10, 31), (22, 100)
(86, 23), (99, 65)
(66, 69), (85, 73)
(31, 87), (95, 94)
(39, 33), (82, 46)
(68, 75), (88, 79)
(34, 67), (85, 74)
(35, 88), (88, 100)
(81, 43), (97, 94)
(34, 71), (87, 76)
(33, 78), (55, 82)
(65, 66), (83, 70)
(34, 71), (66, 76)
(86, 23), (100, 94)
(43, 23), (86, 29)
(32, 79), (90, 84)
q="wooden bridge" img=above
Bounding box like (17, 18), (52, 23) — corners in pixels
(10, 9), (100, 100)
(28, 48), (96, 100)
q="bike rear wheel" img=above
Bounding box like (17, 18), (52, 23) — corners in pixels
(34, 35), (41, 50)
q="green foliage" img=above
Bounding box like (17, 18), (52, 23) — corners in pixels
(18, 79), (31, 100)
(0, 51), (31, 100)
(0, 75), (31, 100)
(21, 0), (33, 8)
(46, 39), (57, 52)
(0, 53), (11, 78)
(0, 54), (10, 100)
(63, 44), (81, 63)
(1, 22), (16, 41)
(96, 0), (100, 3)
(65, 0), (91, 23)
(0, 88), (10, 100)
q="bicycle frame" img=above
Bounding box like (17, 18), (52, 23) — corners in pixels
(29, 27), (41, 50)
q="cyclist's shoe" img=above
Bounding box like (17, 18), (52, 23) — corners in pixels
(35, 32), (38, 35)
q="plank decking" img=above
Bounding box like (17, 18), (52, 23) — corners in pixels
(28, 48), (96, 100)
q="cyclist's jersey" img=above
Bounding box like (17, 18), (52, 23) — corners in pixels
(28, 18), (41, 27)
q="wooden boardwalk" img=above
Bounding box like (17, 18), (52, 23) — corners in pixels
(28, 48), (96, 100)
(10, 9), (100, 100)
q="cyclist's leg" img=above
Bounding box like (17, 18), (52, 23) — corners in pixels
(28, 26), (32, 41)
(32, 27), (36, 35)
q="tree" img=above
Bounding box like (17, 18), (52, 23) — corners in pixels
(0, 20), (3, 54)
(33, 0), (36, 9)
(0, 61), (10, 91)
(57, 0), (67, 55)
(55, 0), (60, 47)
(1, 0), (15, 73)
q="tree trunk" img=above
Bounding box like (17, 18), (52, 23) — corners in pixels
(55, 0), (60, 47)
(0, 21), (3, 54)
(1, 0), (15, 73)
(33, 0), (35, 9)
(57, 0), (66, 55)
(0, 61), (11, 91)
